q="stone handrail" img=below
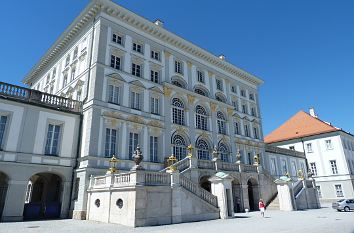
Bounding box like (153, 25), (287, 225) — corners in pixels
(240, 164), (258, 173)
(220, 162), (239, 172)
(197, 160), (215, 170)
(0, 81), (82, 113)
(180, 175), (218, 208)
(293, 180), (304, 197)
(159, 157), (190, 173)
(141, 171), (171, 185)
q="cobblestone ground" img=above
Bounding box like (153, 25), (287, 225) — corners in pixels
(2, 204), (354, 233)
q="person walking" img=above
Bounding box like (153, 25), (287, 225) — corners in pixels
(259, 199), (265, 217)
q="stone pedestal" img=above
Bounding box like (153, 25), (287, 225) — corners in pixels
(275, 181), (296, 211)
(209, 172), (234, 219)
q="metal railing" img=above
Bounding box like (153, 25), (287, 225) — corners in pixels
(0, 82), (82, 113)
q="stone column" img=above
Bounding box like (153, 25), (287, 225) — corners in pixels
(60, 181), (72, 218)
(1, 180), (27, 221)
(241, 184), (250, 211)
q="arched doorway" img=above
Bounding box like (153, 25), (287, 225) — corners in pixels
(232, 179), (242, 213)
(23, 173), (62, 220)
(200, 176), (211, 192)
(247, 178), (259, 211)
(0, 172), (9, 221)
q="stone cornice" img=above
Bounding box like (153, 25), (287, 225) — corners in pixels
(23, 0), (264, 87)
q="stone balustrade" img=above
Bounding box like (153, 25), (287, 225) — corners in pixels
(180, 175), (218, 208)
(240, 164), (258, 173)
(219, 162), (240, 172)
(0, 81), (82, 113)
(197, 160), (215, 170)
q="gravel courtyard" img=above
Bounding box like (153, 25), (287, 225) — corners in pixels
(2, 204), (354, 233)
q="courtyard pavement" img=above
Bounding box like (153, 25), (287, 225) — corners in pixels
(1, 204), (354, 233)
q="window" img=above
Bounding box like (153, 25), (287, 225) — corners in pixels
(129, 133), (139, 159)
(71, 67), (76, 80)
(197, 70), (204, 83)
(73, 47), (78, 59)
(247, 152), (252, 165)
(330, 160), (338, 174)
(196, 105), (208, 131)
(217, 111), (226, 135)
(77, 89), (82, 101)
(63, 73), (68, 87)
(195, 88), (207, 97)
(306, 143), (313, 153)
(244, 124), (250, 137)
(52, 67), (56, 78)
(234, 122), (240, 135)
(291, 161), (297, 176)
(325, 140), (333, 150)
(316, 186), (322, 198)
(130, 91), (141, 110)
(216, 79), (223, 91)
(249, 93), (254, 100)
(150, 50), (160, 60)
(132, 63), (141, 77)
(241, 89), (246, 97)
(172, 135), (186, 161)
(112, 33), (122, 45)
(50, 86), (54, 95)
(133, 42), (143, 53)
(150, 70), (159, 83)
(232, 101), (238, 110)
(253, 127), (259, 139)
(175, 60), (183, 74)
(172, 98), (185, 125)
(149, 136), (158, 162)
(110, 55), (121, 70)
(251, 107), (256, 117)
(108, 85), (119, 105)
(197, 139), (210, 160)
(270, 158), (277, 175)
(281, 160), (287, 174)
(289, 146), (295, 150)
(45, 124), (61, 156)
(242, 104), (247, 114)
(219, 143), (229, 162)
(310, 162), (317, 176)
(335, 184), (344, 197)
(215, 94), (226, 103)
(46, 74), (50, 84)
(0, 116), (8, 149)
(65, 55), (70, 66)
(105, 128), (117, 157)
(231, 86), (237, 93)
(150, 97), (159, 115)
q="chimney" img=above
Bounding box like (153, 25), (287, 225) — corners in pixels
(154, 19), (164, 27)
(218, 54), (226, 61)
(309, 107), (318, 118)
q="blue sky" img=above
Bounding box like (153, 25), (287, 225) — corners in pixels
(1, 0), (353, 135)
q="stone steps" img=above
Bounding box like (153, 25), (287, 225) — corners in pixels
(266, 195), (280, 210)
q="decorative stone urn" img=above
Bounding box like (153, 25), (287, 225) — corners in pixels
(131, 145), (144, 171)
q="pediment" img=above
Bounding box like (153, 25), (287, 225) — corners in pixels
(149, 86), (163, 94)
(129, 80), (146, 88)
(107, 73), (126, 82)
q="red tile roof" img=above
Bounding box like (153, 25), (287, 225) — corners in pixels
(265, 111), (340, 144)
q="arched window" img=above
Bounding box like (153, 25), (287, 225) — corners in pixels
(215, 93), (226, 103)
(194, 88), (207, 97)
(172, 98), (185, 125)
(217, 111), (226, 135)
(172, 80), (183, 88)
(172, 135), (187, 161)
(196, 105), (208, 131)
(197, 139), (210, 160)
(219, 143), (229, 162)
(171, 77), (187, 89)
(73, 46), (78, 59)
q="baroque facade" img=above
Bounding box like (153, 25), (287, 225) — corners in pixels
(22, 0), (265, 219)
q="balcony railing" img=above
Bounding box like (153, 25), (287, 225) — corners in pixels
(0, 82), (82, 113)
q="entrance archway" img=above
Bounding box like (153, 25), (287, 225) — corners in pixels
(232, 179), (242, 213)
(0, 172), (9, 220)
(23, 173), (62, 220)
(247, 178), (259, 211)
(200, 176), (211, 192)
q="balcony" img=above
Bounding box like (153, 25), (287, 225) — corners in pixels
(0, 82), (82, 113)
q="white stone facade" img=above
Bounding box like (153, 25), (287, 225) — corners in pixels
(272, 132), (354, 200)
(0, 85), (81, 221)
(22, 0), (265, 218)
